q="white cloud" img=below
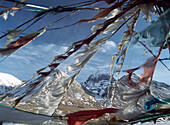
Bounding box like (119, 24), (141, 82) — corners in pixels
(100, 41), (116, 53)
(9, 43), (68, 62)
(98, 64), (110, 69)
(107, 41), (116, 47)
(60, 46), (69, 52)
(10, 55), (35, 63)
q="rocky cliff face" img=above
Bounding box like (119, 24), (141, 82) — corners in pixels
(81, 72), (115, 99)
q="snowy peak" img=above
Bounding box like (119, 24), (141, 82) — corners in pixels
(0, 73), (22, 87)
(0, 73), (22, 95)
(81, 73), (115, 98)
(86, 73), (110, 83)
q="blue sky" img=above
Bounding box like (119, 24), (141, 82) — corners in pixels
(0, 0), (169, 85)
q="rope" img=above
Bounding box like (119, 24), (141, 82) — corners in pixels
(4, 0), (94, 10)
(120, 113), (170, 125)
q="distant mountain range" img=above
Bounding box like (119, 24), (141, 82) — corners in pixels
(0, 72), (169, 124)
(1, 72), (169, 107)
(1, 72), (169, 109)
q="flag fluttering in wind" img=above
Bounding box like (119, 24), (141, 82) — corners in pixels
(137, 8), (170, 47)
(0, 29), (46, 57)
(0, 0), (170, 125)
(123, 56), (159, 86)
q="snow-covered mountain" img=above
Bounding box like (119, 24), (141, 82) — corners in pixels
(81, 72), (170, 107)
(0, 73), (22, 95)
